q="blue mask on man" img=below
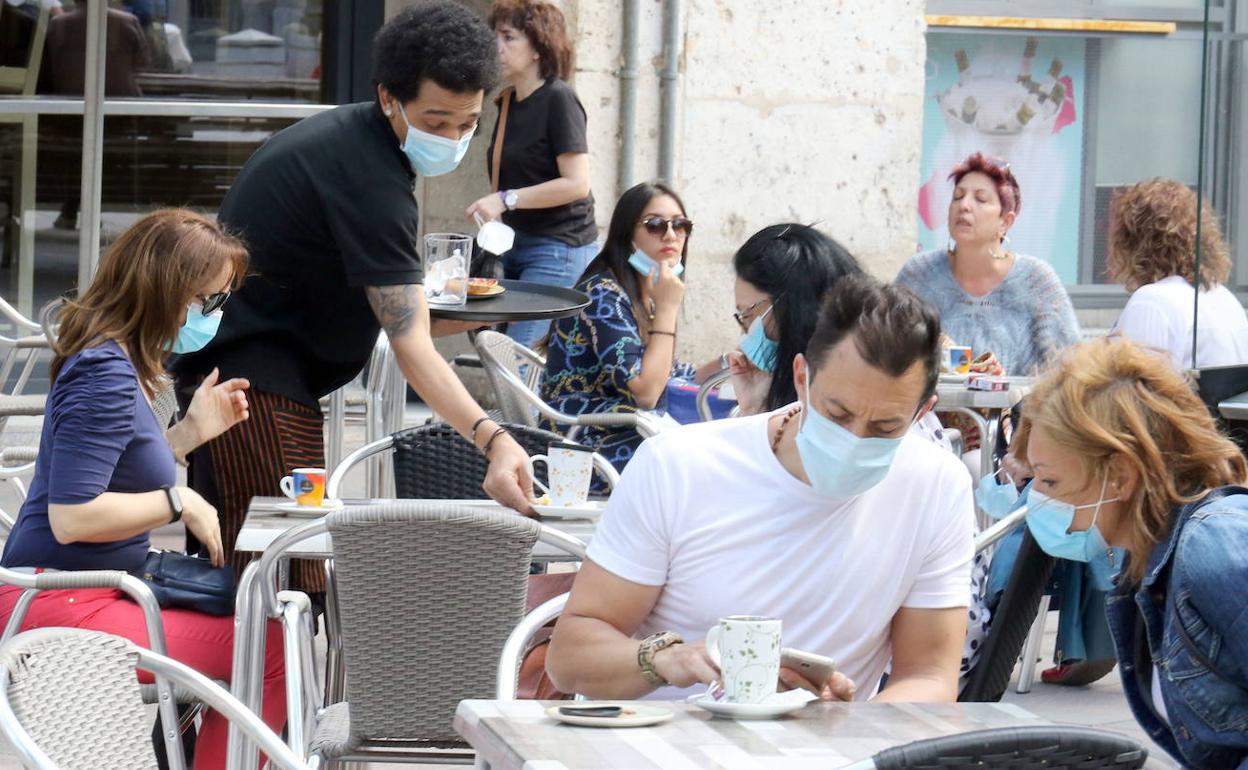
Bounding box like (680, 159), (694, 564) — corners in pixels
(398, 107), (472, 177)
(976, 471), (1020, 520)
(794, 368), (904, 498)
(171, 303), (222, 354)
(738, 305), (779, 373)
(627, 249), (683, 284)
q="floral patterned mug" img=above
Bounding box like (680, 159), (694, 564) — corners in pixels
(705, 615), (782, 704)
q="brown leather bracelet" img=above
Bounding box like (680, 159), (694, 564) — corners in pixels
(482, 427), (508, 457)
(470, 416), (492, 444)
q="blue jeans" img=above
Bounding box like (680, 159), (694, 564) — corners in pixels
(503, 232), (597, 350)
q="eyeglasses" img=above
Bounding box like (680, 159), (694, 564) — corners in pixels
(639, 216), (694, 237)
(733, 298), (772, 333)
(195, 291), (231, 315)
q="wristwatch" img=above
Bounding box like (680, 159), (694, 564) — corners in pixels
(637, 630), (683, 687)
(162, 486), (183, 524)
(501, 189), (520, 210)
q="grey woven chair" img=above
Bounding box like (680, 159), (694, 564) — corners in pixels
(325, 421), (620, 500)
(238, 501), (587, 768)
(0, 627), (310, 770)
(837, 725), (1146, 769)
(472, 330), (662, 441)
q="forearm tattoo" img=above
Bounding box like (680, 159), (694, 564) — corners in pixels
(365, 284), (424, 338)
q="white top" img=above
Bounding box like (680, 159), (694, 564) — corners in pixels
(587, 410), (977, 700)
(1152, 665), (1170, 725)
(1115, 276), (1248, 369)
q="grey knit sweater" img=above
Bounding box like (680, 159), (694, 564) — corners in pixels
(896, 249), (1081, 376)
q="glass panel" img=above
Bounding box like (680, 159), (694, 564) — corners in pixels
(38, 0), (327, 103)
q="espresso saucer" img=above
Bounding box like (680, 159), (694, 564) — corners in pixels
(532, 500), (607, 519)
(688, 688), (816, 720)
(274, 499), (344, 517)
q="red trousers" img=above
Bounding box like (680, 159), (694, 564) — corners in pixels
(0, 586), (286, 770)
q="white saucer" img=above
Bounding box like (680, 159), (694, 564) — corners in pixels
(938, 372), (969, 384)
(274, 499), (344, 517)
(533, 500), (607, 519)
(688, 689), (816, 720)
(545, 702), (673, 728)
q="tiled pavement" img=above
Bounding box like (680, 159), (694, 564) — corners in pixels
(0, 412), (1180, 769)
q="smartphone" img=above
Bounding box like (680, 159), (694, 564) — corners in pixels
(558, 705), (623, 718)
(780, 647), (837, 685)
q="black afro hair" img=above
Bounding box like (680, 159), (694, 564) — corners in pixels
(372, 0), (500, 103)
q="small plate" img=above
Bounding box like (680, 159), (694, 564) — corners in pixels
(467, 285), (506, 300)
(938, 372), (969, 384)
(688, 689), (816, 720)
(545, 702), (673, 728)
(533, 500), (607, 519)
(274, 499), (345, 517)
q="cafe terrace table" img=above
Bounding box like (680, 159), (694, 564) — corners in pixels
(427, 278), (590, 323)
(227, 498), (598, 769)
(454, 699), (1051, 770)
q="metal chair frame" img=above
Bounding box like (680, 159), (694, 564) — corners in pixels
(0, 627), (311, 770)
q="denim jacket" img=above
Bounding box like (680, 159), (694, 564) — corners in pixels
(1105, 488), (1248, 770)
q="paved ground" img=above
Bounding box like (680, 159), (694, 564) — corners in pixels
(0, 391), (1181, 767)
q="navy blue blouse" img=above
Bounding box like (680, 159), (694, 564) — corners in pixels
(1, 340), (176, 571)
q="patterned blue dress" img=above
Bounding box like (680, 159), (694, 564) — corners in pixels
(541, 271), (695, 471)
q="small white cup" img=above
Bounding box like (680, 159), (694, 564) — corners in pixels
(527, 443), (594, 507)
(474, 212), (515, 255)
(705, 615), (782, 704)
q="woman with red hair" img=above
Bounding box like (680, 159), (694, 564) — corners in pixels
(897, 152), (1079, 376)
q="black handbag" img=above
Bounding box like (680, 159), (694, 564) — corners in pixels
(134, 550), (237, 616)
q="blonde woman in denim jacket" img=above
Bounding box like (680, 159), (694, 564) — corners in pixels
(1023, 338), (1248, 770)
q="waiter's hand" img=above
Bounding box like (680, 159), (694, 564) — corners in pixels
(430, 318), (490, 338)
(484, 433), (537, 515)
(467, 193), (507, 222)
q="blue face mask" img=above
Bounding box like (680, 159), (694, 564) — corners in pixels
(171, 303), (222, 354)
(739, 305), (779, 373)
(976, 471), (1020, 520)
(627, 249), (683, 284)
(398, 107), (472, 177)
(794, 368), (904, 498)
(1026, 476), (1120, 564)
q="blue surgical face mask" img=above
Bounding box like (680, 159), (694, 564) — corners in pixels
(794, 368), (904, 498)
(627, 249), (683, 284)
(171, 303), (222, 354)
(976, 471), (1020, 520)
(739, 305), (779, 373)
(1026, 475), (1120, 564)
(398, 107), (472, 177)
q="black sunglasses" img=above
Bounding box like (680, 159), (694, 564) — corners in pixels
(196, 291), (231, 315)
(639, 216), (694, 237)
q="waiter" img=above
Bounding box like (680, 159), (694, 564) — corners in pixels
(172, 0), (534, 589)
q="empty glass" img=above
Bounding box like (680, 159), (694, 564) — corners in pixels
(423, 233), (472, 306)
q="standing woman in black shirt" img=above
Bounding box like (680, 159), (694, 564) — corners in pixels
(466, 0), (598, 351)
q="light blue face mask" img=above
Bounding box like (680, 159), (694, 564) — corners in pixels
(627, 249), (683, 284)
(1026, 476), (1120, 564)
(739, 305), (779, 373)
(397, 107), (472, 177)
(976, 471), (1020, 520)
(171, 303), (222, 354)
(794, 368), (904, 498)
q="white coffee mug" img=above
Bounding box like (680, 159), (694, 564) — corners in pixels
(527, 443), (594, 507)
(705, 615), (782, 704)
(474, 212), (515, 255)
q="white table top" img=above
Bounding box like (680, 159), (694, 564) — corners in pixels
(935, 376), (1034, 410)
(1220, 391), (1248, 421)
(236, 497), (597, 560)
(455, 699), (1050, 770)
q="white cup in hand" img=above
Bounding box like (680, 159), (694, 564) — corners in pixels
(705, 615), (782, 704)
(527, 443), (594, 507)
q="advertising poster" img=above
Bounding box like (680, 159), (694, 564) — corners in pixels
(918, 33), (1086, 283)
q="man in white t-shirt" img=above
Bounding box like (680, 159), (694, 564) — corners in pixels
(547, 276), (976, 702)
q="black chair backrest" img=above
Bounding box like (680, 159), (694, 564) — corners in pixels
(391, 422), (575, 499)
(1193, 364), (1248, 453)
(959, 529), (1056, 703)
(871, 725), (1147, 770)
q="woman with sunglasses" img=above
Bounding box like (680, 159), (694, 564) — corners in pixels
(0, 210), (286, 769)
(728, 224), (863, 415)
(542, 182), (716, 471)
(896, 152), (1079, 377)
(1023, 338), (1248, 770)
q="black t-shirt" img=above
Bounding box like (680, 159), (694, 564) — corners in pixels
(488, 79), (597, 246)
(171, 102), (422, 407)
